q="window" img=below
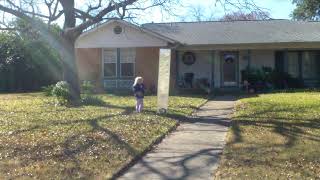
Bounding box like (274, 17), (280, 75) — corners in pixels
(103, 49), (117, 77)
(303, 51), (319, 79)
(104, 63), (116, 77)
(121, 63), (134, 77)
(275, 51), (320, 83)
(287, 52), (299, 78)
(120, 48), (135, 77)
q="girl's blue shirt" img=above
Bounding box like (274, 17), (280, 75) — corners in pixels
(133, 83), (145, 99)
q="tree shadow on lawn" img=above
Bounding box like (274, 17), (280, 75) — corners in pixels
(8, 105), (134, 136)
(216, 102), (320, 178)
(0, 107), (138, 178)
(230, 105), (320, 147)
(3, 101), (214, 179)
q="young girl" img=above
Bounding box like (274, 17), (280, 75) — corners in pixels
(132, 77), (145, 113)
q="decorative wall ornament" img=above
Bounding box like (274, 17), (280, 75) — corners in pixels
(224, 54), (235, 64)
(113, 26), (123, 34)
(182, 52), (196, 65)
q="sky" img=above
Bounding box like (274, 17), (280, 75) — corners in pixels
(135, 0), (297, 23)
(255, 0), (296, 19)
(0, 0), (297, 29)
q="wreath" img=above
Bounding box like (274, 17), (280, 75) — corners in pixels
(182, 52), (196, 65)
(224, 55), (235, 64)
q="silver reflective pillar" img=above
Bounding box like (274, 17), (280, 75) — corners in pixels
(157, 49), (171, 114)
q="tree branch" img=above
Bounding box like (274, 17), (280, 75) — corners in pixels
(6, 0), (50, 19)
(73, 0), (137, 33)
(86, 0), (103, 14)
(74, 8), (95, 21)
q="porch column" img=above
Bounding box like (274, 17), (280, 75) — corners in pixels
(213, 51), (221, 88)
(284, 49), (289, 73)
(247, 50), (251, 69)
(298, 51), (303, 80)
(157, 48), (172, 113)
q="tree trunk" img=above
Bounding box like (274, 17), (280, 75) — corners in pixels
(59, 0), (81, 102)
(60, 34), (81, 102)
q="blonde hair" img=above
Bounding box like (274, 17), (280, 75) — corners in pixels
(133, 76), (143, 86)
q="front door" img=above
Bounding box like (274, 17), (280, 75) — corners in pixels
(221, 52), (238, 87)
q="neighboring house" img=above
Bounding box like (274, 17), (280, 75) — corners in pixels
(75, 19), (320, 92)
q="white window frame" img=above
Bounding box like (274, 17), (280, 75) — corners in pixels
(120, 48), (136, 78)
(102, 48), (117, 78)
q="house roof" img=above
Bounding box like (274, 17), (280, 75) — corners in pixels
(142, 20), (320, 45)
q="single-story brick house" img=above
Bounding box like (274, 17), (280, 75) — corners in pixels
(75, 19), (320, 92)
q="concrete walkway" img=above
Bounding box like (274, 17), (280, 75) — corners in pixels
(119, 96), (236, 180)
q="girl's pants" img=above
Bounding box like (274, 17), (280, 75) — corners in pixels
(136, 98), (144, 112)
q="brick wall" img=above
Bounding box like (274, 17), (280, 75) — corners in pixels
(75, 48), (103, 92)
(135, 47), (160, 92)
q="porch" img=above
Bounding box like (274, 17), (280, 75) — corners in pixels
(173, 48), (320, 92)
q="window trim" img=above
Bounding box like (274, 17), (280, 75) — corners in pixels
(102, 48), (118, 78)
(102, 48), (136, 79)
(119, 48), (136, 78)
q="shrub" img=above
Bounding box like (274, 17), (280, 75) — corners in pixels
(81, 81), (95, 95)
(269, 71), (303, 89)
(81, 95), (106, 106)
(52, 81), (71, 105)
(0, 30), (62, 93)
(42, 84), (55, 96)
(241, 67), (272, 85)
(80, 81), (105, 106)
(242, 67), (304, 91)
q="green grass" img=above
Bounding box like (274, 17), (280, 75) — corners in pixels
(215, 92), (320, 179)
(0, 93), (206, 179)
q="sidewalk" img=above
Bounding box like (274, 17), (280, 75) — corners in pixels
(119, 96), (236, 180)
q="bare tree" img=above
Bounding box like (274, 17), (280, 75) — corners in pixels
(216, 0), (264, 13)
(182, 4), (215, 22)
(180, 0), (264, 22)
(220, 10), (270, 21)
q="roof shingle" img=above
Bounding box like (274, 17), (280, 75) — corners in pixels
(142, 20), (320, 45)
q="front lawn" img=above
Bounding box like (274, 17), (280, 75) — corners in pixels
(0, 93), (206, 179)
(215, 92), (320, 179)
